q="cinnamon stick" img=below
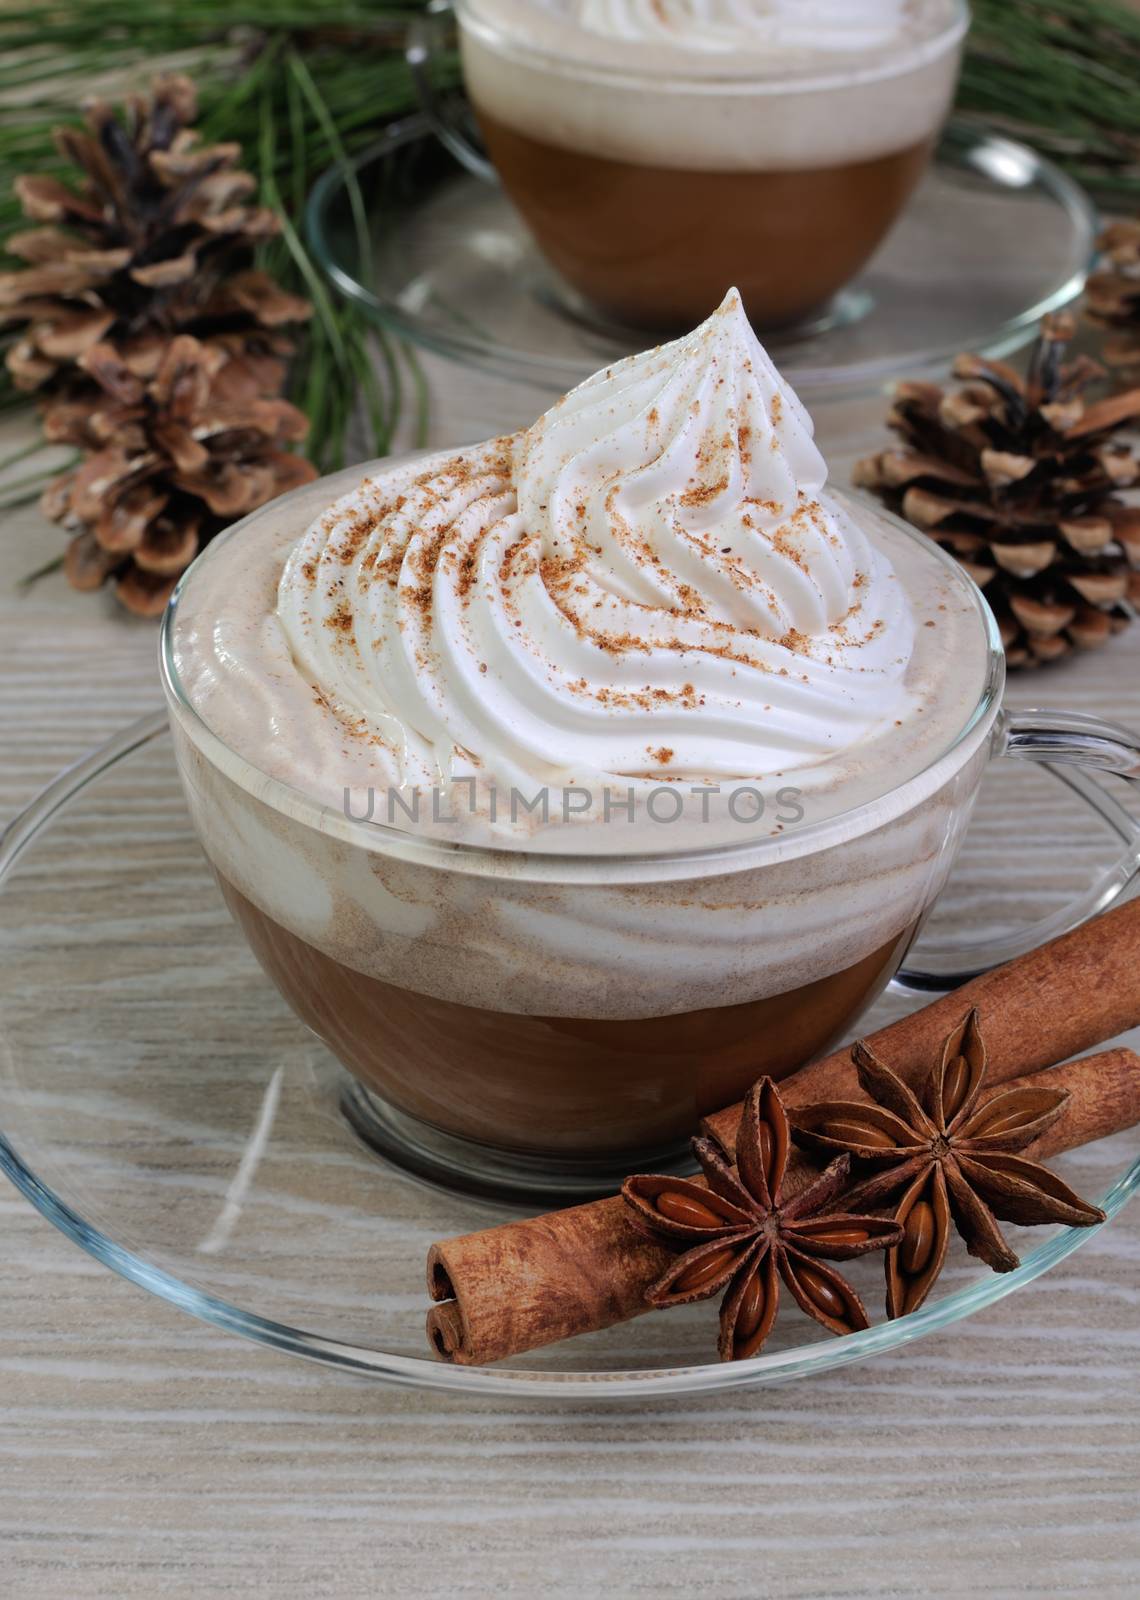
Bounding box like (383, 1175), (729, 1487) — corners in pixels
(427, 897), (1140, 1365)
(704, 891), (1140, 1151)
(1019, 1048), (1140, 1161)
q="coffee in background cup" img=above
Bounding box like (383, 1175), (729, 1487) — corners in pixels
(456, 0), (969, 330)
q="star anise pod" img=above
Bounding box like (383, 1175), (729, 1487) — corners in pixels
(791, 1010), (1106, 1319)
(622, 1078), (903, 1362)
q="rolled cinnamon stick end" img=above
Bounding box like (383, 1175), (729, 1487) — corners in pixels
(705, 893), (1140, 1151)
(427, 1195), (673, 1366)
(426, 897), (1140, 1366)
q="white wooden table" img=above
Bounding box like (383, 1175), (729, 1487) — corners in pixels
(2, 359), (1139, 1599)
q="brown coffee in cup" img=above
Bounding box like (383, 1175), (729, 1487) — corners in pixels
(220, 874), (919, 1158)
(457, 0), (967, 330)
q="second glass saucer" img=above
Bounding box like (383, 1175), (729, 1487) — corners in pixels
(307, 114), (1095, 399)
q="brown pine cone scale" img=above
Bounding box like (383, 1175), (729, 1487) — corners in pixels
(1087, 220), (1140, 379)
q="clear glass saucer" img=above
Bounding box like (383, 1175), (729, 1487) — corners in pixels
(0, 714), (1136, 1398)
(306, 115), (1096, 400)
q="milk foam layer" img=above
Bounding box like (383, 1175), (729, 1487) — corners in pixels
(459, 0), (965, 169)
(169, 714), (993, 1017)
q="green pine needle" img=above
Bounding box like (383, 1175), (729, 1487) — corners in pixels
(16, 551), (65, 588)
(962, 0), (1140, 199)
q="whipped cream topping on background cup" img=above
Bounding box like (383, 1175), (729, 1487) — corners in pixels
(457, 0), (967, 171)
(577, 0), (922, 57)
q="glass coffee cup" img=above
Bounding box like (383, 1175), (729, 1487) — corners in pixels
(414, 0), (969, 331)
(161, 462), (1140, 1203)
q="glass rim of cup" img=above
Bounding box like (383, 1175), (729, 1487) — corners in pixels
(159, 464), (1005, 886)
(453, 0), (971, 98)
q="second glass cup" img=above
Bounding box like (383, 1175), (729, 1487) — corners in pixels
(432, 0), (969, 331)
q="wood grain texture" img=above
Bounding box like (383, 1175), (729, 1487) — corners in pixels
(2, 363), (1140, 1600)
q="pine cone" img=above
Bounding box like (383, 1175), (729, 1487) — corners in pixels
(45, 335), (317, 616)
(1087, 220), (1140, 379)
(0, 73), (310, 391)
(853, 316), (1140, 668)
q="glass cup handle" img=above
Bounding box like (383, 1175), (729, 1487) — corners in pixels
(896, 708), (1140, 993)
(406, 0), (499, 185)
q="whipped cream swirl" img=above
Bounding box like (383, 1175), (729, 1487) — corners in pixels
(277, 291), (915, 799)
(573, 0), (910, 53)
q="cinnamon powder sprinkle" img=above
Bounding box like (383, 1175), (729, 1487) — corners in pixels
(679, 475), (729, 509)
(311, 684), (372, 743)
(332, 511), (378, 567)
(325, 599), (354, 639)
(457, 547), (479, 599)
(298, 408), (895, 757)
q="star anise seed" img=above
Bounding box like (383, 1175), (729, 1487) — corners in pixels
(622, 1078), (903, 1362)
(791, 1009), (1106, 1318)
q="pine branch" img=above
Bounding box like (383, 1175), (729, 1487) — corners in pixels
(961, 0), (1140, 200)
(0, 3), (455, 472)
